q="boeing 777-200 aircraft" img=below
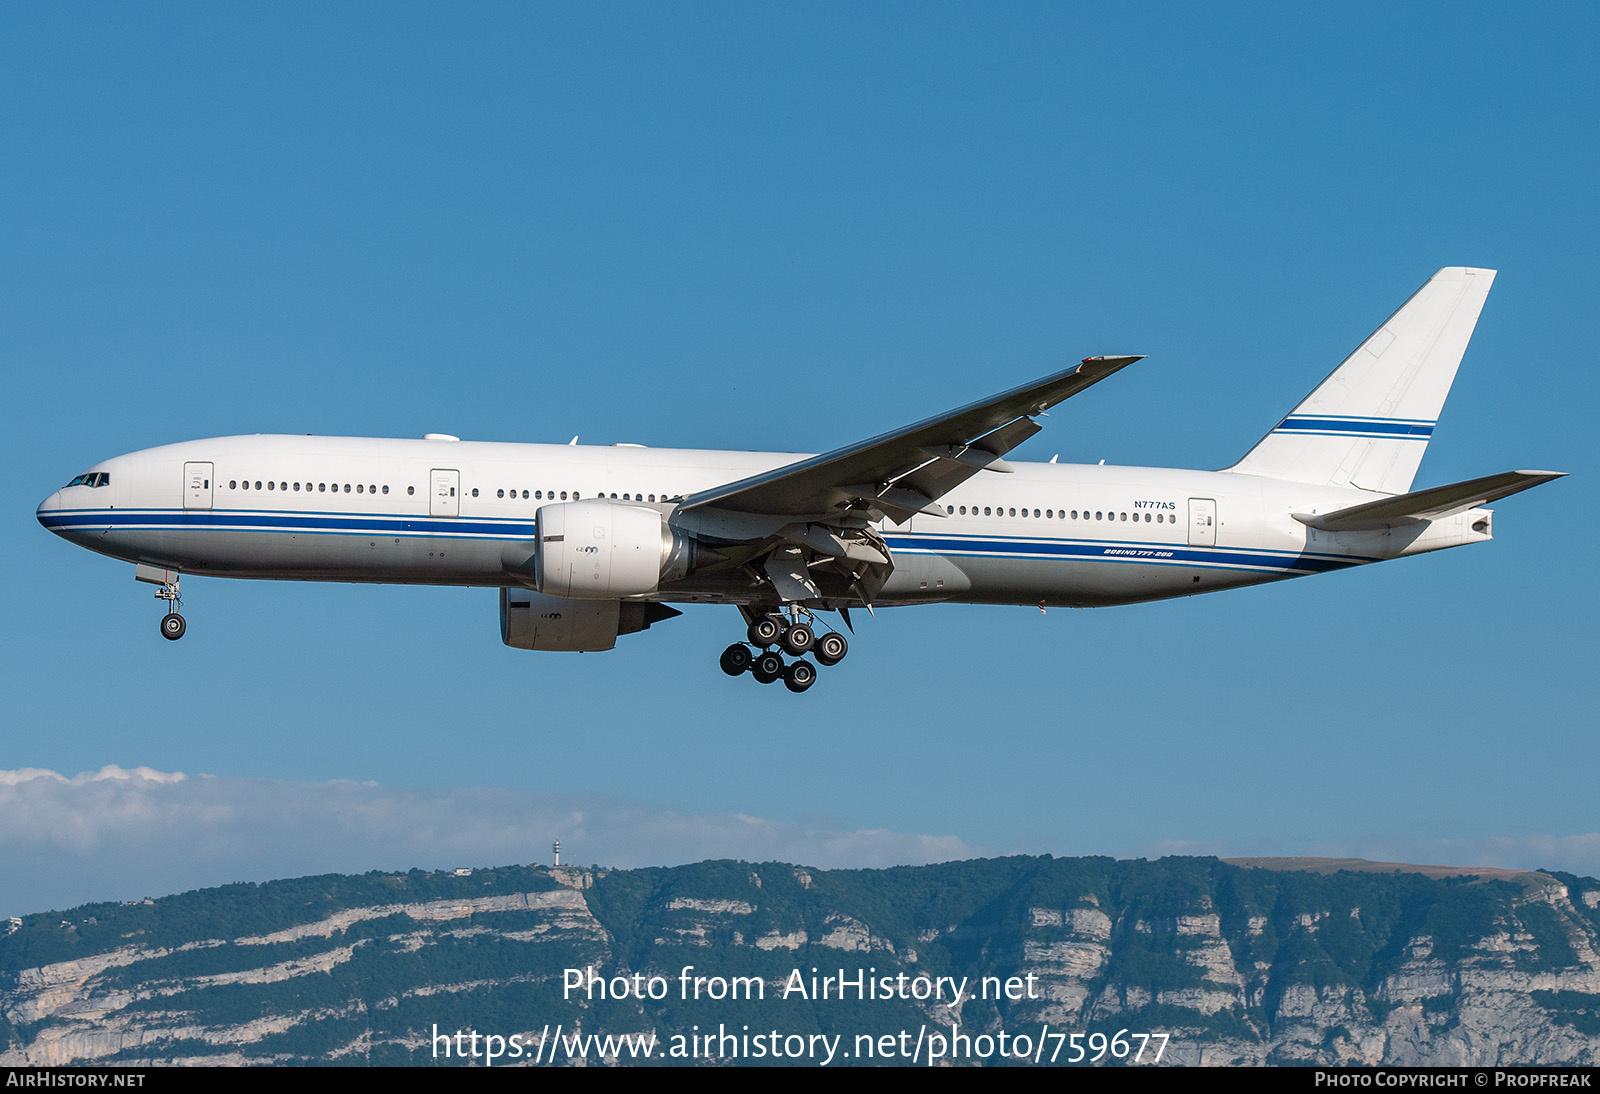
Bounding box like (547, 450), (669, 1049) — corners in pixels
(38, 268), (1563, 693)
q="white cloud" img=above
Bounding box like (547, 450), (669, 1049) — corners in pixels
(0, 768), (980, 916)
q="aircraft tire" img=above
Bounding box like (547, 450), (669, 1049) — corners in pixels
(815, 632), (847, 666)
(784, 660), (817, 693)
(780, 622), (814, 656)
(747, 616), (784, 647)
(160, 613), (186, 641)
(719, 643), (752, 676)
(752, 651), (784, 684)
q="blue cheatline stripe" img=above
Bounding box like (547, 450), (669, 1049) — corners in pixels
(42, 509), (1373, 577)
(38, 508), (541, 540)
(882, 532), (1370, 576)
(1272, 415), (1435, 439)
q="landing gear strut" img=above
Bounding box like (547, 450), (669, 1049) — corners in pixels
(722, 607), (848, 692)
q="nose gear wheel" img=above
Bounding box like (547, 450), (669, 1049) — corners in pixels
(151, 573), (186, 641)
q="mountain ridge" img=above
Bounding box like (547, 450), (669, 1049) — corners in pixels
(4, 855), (1598, 1066)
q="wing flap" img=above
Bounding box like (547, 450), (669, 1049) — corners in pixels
(1294, 469), (1565, 531)
(763, 548), (822, 601)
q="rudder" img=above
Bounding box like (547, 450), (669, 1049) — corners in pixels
(1227, 267), (1495, 494)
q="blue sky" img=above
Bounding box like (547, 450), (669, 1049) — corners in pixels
(3, 5), (1595, 915)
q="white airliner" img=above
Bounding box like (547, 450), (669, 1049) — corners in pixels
(38, 267), (1562, 692)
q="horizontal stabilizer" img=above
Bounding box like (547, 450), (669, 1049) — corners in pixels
(1294, 470), (1565, 531)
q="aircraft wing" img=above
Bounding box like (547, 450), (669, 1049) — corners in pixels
(1293, 469), (1566, 532)
(678, 356), (1143, 524)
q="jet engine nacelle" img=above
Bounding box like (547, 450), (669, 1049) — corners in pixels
(500, 588), (681, 652)
(534, 500), (690, 599)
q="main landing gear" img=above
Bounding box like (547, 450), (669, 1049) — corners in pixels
(719, 610), (848, 693)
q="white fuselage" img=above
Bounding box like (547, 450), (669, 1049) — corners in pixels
(36, 434), (1492, 610)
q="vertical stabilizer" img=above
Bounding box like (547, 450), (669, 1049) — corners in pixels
(1226, 267), (1495, 495)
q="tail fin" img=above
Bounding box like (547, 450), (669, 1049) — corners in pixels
(1226, 267), (1495, 495)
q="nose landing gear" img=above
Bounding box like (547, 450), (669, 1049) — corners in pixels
(135, 564), (187, 641)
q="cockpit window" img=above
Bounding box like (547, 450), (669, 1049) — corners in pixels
(65, 473), (110, 488)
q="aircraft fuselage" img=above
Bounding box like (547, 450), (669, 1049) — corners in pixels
(36, 432), (1488, 610)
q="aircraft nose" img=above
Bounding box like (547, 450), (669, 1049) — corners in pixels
(37, 490), (64, 531)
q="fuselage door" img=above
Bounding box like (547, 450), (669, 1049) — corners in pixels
(430, 469), (460, 517)
(183, 462), (214, 511)
(1188, 497), (1217, 547)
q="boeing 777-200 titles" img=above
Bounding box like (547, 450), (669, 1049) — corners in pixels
(38, 268), (1563, 692)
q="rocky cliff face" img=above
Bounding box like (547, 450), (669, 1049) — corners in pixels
(2, 857), (1597, 1066)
